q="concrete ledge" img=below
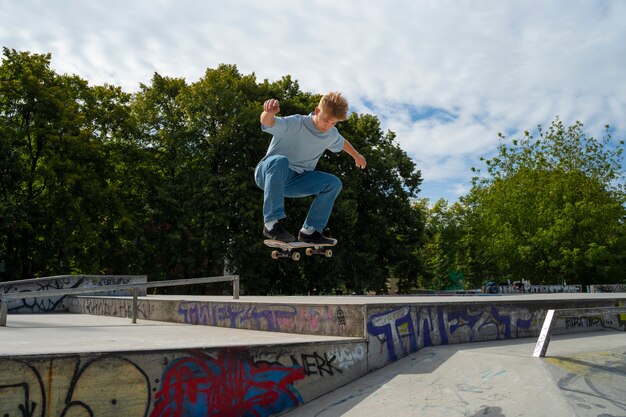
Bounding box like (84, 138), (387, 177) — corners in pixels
(68, 296), (367, 337)
(0, 314), (367, 417)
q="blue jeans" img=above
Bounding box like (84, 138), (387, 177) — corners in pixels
(255, 155), (342, 232)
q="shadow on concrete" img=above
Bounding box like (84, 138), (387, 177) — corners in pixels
(468, 406), (506, 417)
(285, 331), (626, 417)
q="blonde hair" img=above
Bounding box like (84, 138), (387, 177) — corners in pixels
(319, 91), (349, 121)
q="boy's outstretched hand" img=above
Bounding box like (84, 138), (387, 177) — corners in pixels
(354, 153), (367, 169)
(342, 139), (367, 170)
(263, 99), (280, 115)
(261, 99), (281, 127)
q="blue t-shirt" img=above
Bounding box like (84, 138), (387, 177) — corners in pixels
(261, 113), (345, 173)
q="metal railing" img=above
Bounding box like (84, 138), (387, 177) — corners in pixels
(0, 275), (239, 326)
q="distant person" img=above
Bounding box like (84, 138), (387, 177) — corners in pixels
(255, 92), (367, 244)
(483, 281), (498, 294)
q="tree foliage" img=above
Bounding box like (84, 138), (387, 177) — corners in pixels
(0, 49), (424, 294)
(461, 119), (626, 286)
(418, 198), (468, 290)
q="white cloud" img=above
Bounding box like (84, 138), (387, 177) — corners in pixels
(2, 0), (625, 202)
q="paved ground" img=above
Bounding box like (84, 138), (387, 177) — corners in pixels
(0, 314), (358, 355)
(283, 331), (626, 417)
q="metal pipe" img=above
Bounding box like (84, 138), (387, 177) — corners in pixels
(132, 287), (138, 324)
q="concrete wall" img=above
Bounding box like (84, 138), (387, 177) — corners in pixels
(365, 299), (626, 370)
(69, 295), (626, 373)
(1, 275), (147, 313)
(68, 297), (366, 337)
(0, 340), (367, 417)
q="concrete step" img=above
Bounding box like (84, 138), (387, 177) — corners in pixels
(0, 314), (367, 417)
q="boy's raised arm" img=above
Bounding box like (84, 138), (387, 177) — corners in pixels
(260, 99), (280, 127)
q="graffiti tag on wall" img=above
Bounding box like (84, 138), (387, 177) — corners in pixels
(367, 305), (534, 362)
(0, 356), (150, 417)
(151, 350), (304, 417)
(176, 302), (356, 336)
(2, 276), (139, 314)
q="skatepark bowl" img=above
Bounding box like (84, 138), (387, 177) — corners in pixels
(0, 275), (625, 417)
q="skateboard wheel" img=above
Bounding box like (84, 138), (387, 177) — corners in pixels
(305, 248), (314, 256)
(271, 251), (280, 260)
(292, 252), (301, 261)
(324, 249), (333, 258)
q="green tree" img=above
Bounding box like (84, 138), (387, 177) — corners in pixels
(0, 48), (133, 278)
(419, 198), (467, 290)
(464, 118), (626, 286)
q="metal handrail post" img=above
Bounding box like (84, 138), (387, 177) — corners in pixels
(233, 276), (240, 299)
(0, 295), (7, 327)
(132, 287), (138, 324)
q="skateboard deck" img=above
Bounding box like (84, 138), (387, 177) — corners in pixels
(264, 239), (336, 260)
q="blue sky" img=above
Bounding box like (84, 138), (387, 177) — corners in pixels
(2, 0), (625, 203)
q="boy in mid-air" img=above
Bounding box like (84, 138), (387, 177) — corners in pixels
(255, 91), (367, 244)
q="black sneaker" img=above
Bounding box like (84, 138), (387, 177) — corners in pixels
(263, 221), (295, 243)
(298, 230), (337, 245)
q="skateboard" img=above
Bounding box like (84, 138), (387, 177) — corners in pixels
(264, 239), (336, 261)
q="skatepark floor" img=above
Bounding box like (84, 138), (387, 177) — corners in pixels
(283, 331), (626, 417)
(0, 313), (358, 355)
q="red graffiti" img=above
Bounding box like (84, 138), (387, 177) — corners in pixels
(151, 350), (305, 417)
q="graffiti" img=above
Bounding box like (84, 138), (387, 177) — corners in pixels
(336, 308), (346, 330)
(0, 356), (150, 417)
(3, 278), (81, 314)
(176, 302), (354, 336)
(151, 350), (304, 417)
(291, 352), (343, 377)
(492, 284), (582, 294)
(326, 346), (366, 370)
(0, 342), (363, 417)
(589, 284), (626, 293)
(367, 305), (534, 362)
(177, 302), (298, 331)
(68, 297), (156, 319)
(367, 307), (417, 361)
(0, 385), (37, 417)
(527, 285), (581, 293)
(446, 306), (532, 341)
(564, 315), (619, 330)
(1, 276), (142, 314)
